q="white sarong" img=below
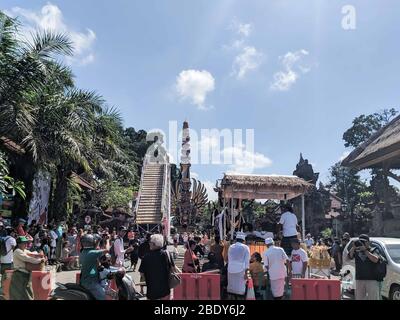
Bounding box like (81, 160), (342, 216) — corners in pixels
(227, 271), (246, 295)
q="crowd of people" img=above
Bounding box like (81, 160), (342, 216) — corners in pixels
(173, 204), (384, 301)
(0, 218), (162, 300)
(0, 204), (386, 300)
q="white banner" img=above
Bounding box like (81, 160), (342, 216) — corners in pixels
(28, 171), (51, 225)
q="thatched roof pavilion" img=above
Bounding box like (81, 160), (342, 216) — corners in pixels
(219, 173), (313, 240)
(342, 114), (400, 169)
(221, 173), (313, 200)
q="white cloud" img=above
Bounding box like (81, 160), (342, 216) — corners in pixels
(227, 20), (263, 80)
(203, 180), (218, 202)
(191, 172), (199, 179)
(237, 23), (252, 37)
(232, 46), (264, 79)
(270, 49), (310, 91)
(176, 70), (215, 110)
(199, 135), (219, 151)
(339, 151), (351, 161)
(222, 144), (272, 174)
(7, 3), (96, 66)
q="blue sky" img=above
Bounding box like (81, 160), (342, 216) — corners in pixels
(2, 1), (400, 200)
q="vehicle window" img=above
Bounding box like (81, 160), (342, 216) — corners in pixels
(386, 244), (400, 264)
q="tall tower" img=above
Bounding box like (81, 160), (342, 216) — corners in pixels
(171, 120), (208, 230)
(179, 121), (192, 227)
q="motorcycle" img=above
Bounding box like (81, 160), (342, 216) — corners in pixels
(50, 268), (145, 300)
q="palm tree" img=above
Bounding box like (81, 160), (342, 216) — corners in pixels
(1, 11), (140, 222)
(0, 11), (73, 143)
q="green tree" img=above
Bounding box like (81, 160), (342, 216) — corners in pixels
(343, 108), (397, 148)
(327, 162), (369, 235)
(0, 11), (143, 223)
(342, 108), (400, 225)
(96, 182), (134, 212)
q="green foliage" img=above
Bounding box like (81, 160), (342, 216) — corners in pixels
(0, 10), (147, 221)
(321, 228), (332, 238)
(97, 182), (134, 211)
(328, 162), (368, 212)
(0, 151), (25, 199)
(343, 108), (397, 148)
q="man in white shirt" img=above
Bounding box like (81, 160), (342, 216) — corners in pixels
(1, 227), (17, 289)
(263, 238), (289, 300)
(227, 232), (250, 298)
(289, 238), (308, 278)
(113, 226), (128, 267)
(304, 233), (314, 249)
(278, 204), (300, 257)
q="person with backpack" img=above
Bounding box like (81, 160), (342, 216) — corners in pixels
(348, 234), (382, 300)
(139, 234), (172, 300)
(1, 227), (16, 290)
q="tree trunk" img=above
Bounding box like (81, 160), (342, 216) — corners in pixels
(371, 205), (384, 236)
(51, 167), (69, 223)
(9, 154), (35, 218)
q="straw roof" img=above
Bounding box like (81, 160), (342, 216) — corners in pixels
(342, 115), (400, 169)
(221, 173), (313, 200)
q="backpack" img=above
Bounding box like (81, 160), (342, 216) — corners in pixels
(375, 255), (387, 282)
(0, 236), (10, 256)
(163, 250), (181, 289)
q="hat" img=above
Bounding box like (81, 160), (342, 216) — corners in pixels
(342, 232), (350, 240)
(18, 218), (27, 224)
(265, 238), (274, 245)
(235, 232), (246, 241)
(359, 234), (370, 242)
(119, 226), (127, 232)
(16, 236), (29, 244)
(306, 233), (311, 237)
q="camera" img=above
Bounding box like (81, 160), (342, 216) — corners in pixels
(354, 240), (363, 247)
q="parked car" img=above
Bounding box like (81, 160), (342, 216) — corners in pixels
(341, 237), (400, 300)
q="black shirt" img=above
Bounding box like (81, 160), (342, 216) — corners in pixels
(138, 241), (150, 259)
(349, 247), (379, 280)
(193, 244), (205, 257)
(202, 262), (220, 272)
(139, 249), (170, 300)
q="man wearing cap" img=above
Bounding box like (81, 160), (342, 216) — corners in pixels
(263, 238), (289, 300)
(113, 226), (130, 267)
(304, 234), (314, 249)
(10, 236), (45, 300)
(16, 219), (27, 237)
(227, 232), (250, 298)
(348, 234), (380, 300)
